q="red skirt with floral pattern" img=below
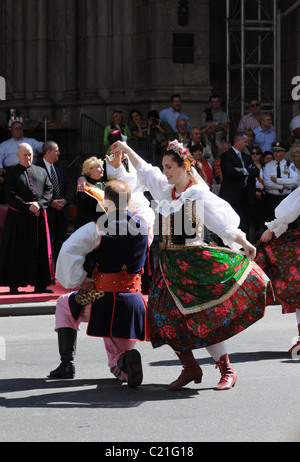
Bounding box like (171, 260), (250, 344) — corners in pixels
(255, 228), (300, 313)
(148, 245), (274, 351)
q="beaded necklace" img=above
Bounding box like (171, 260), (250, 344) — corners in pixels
(171, 180), (192, 200)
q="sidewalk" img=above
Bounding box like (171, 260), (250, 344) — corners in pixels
(0, 281), (71, 317)
(0, 301), (56, 317)
(0, 283), (148, 317)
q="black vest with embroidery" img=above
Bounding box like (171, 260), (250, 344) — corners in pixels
(158, 199), (200, 248)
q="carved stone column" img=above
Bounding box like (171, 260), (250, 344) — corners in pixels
(24, 0), (35, 101)
(110, 0), (125, 98)
(12, 0), (26, 102)
(63, 0), (79, 101)
(33, 0), (49, 102)
(84, 0), (100, 100)
(96, 0), (112, 100)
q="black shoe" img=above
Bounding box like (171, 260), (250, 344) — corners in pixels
(48, 362), (75, 379)
(117, 350), (143, 388)
(34, 287), (54, 294)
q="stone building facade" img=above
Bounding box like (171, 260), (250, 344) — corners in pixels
(0, 0), (212, 140)
(0, 0), (300, 150)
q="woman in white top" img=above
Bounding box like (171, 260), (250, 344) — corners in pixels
(259, 186), (300, 356)
(108, 140), (273, 389)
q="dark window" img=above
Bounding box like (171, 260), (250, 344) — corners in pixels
(173, 33), (194, 64)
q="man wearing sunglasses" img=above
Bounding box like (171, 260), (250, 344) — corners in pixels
(237, 99), (261, 132)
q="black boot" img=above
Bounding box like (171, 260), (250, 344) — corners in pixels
(48, 328), (77, 379)
(117, 349), (143, 388)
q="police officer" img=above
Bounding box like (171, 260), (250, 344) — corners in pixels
(263, 141), (298, 221)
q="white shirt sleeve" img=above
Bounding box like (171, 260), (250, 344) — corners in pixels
(262, 162), (281, 192)
(135, 160), (172, 200)
(115, 164), (142, 190)
(119, 160), (244, 249)
(266, 186), (300, 237)
(189, 187), (245, 250)
(277, 164), (299, 189)
(128, 191), (156, 245)
(114, 164), (156, 244)
(55, 222), (101, 288)
(116, 159), (170, 199)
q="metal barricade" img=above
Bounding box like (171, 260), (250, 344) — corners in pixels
(68, 114), (104, 168)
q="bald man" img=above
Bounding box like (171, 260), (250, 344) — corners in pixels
(0, 143), (54, 294)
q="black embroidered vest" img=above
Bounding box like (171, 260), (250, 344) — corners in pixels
(158, 199), (203, 248)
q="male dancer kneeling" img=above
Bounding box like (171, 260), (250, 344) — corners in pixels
(49, 180), (155, 387)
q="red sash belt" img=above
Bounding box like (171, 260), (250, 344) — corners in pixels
(75, 270), (142, 306)
(94, 270), (142, 294)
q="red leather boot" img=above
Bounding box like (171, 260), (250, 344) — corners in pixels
(215, 354), (237, 390)
(288, 323), (300, 356)
(169, 350), (203, 388)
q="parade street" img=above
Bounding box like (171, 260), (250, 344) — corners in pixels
(0, 303), (299, 443)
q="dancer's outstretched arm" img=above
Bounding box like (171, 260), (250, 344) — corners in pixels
(110, 141), (142, 168)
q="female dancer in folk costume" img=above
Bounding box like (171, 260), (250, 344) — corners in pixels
(258, 186), (300, 356)
(109, 140), (273, 390)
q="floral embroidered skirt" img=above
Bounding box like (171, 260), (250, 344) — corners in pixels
(148, 245), (273, 351)
(255, 228), (300, 313)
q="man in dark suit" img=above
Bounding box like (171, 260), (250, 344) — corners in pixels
(38, 141), (72, 263)
(0, 143), (53, 293)
(219, 132), (259, 236)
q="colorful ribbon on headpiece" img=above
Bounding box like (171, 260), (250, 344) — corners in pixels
(167, 140), (196, 169)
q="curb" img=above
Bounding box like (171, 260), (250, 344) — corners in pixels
(0, 301), (56, 317)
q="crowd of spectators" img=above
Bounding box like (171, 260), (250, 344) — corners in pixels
(100, 94), (300, 243)
(1, 92), (300, 276)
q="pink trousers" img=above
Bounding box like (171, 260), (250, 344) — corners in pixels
(55, 293), (136, 381)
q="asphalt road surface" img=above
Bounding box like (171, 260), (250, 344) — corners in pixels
(0, 304), (299, 443)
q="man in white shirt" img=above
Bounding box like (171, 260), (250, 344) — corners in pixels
(0, 121), (43, 174)
(263, 141), (298, 221)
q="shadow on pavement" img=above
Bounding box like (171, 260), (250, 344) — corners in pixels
(0, 351), (294, 409)
(0, 377), (202, 409)
(150, 350), (290, 368)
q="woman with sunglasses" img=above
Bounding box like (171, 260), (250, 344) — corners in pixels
(248, 147), (267, 243)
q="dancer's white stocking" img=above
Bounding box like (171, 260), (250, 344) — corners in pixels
(205, 341), (227, 362)
(296, 308), (300, 325)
